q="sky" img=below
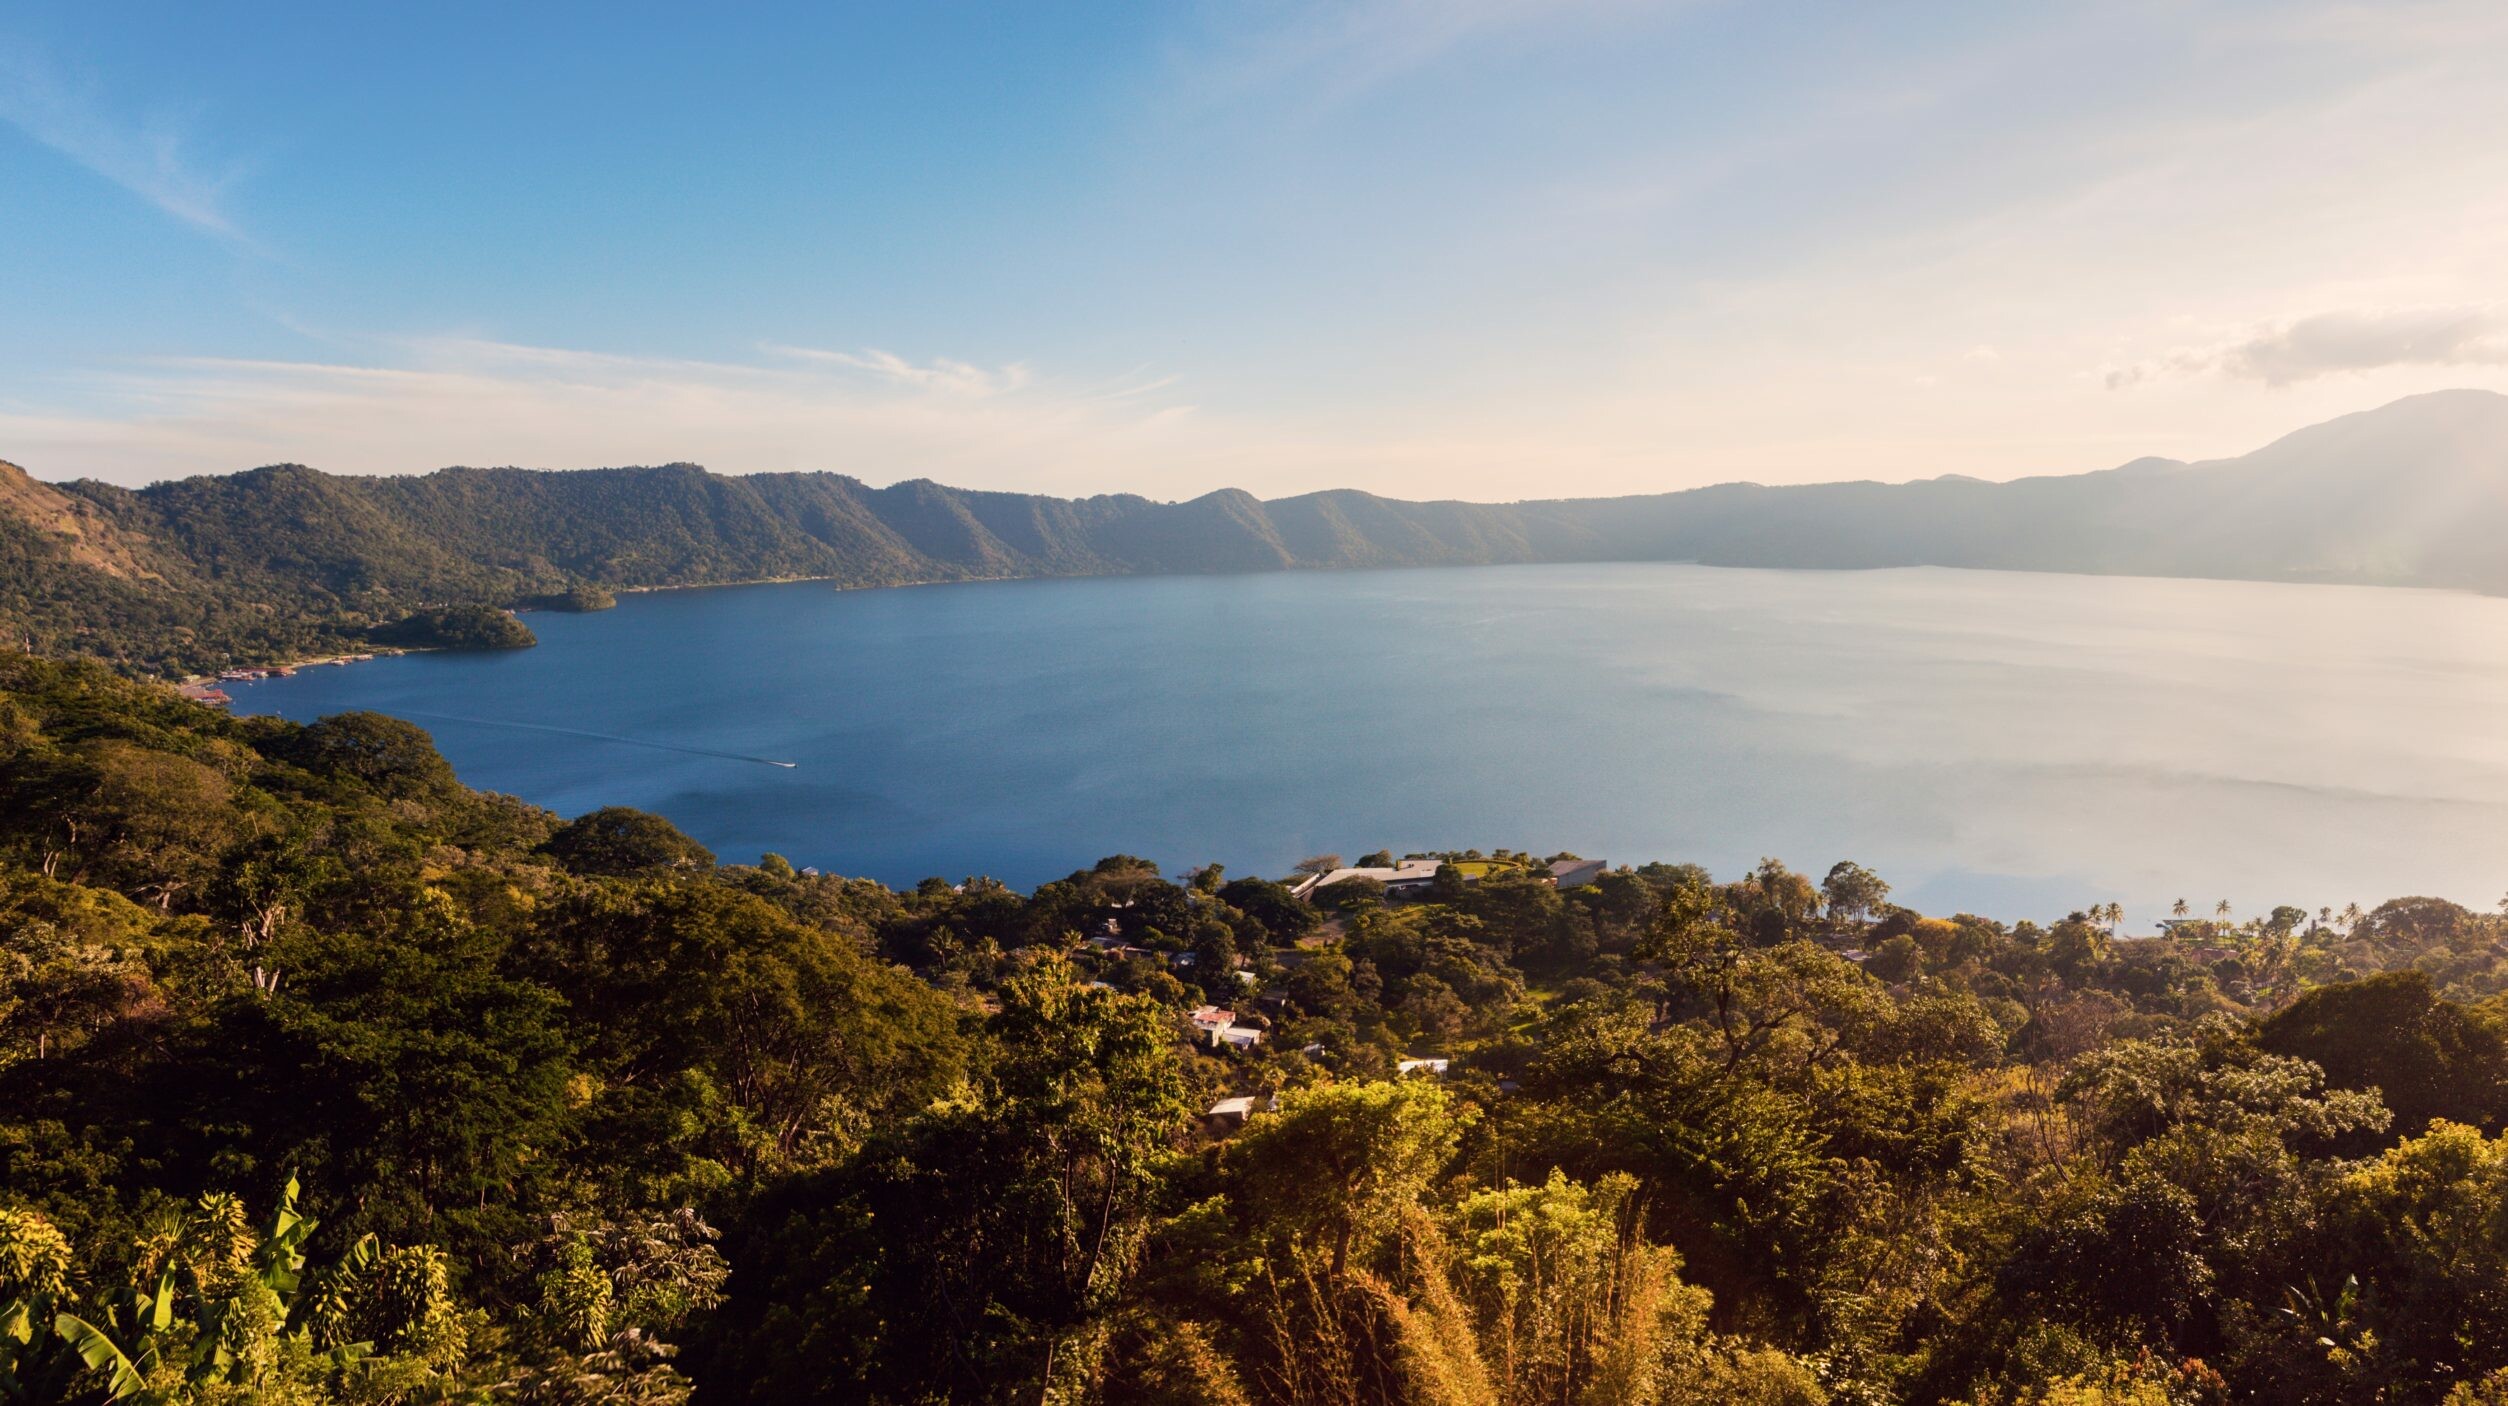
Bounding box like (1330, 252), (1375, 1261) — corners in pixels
(5, 0), (2508, 501)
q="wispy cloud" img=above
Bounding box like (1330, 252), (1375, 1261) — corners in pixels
(0, 338), (1211, 494)
(0, 37), (251, 241)
(2108, 307), (2508, 390)
(761, 344), (1035, 397)
(1168, 0), (1660, 120)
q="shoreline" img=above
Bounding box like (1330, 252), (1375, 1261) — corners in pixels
(166, 554), (2508, 691)
(177, 646), (409, 696)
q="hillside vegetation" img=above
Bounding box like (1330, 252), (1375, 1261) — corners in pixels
(7, 390), (2508, 674)
(6, 654), (2508, 1402)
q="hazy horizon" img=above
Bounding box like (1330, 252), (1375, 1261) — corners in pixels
(19, 385), (2504, 515)
(9, 3), (2508, 499)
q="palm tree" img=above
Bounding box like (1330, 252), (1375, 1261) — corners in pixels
(2172, 898), (2190, 919)
(2215, 899), (2233, 920)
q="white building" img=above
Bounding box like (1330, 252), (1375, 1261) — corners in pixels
(1289, 858), (1445, 901)
(1547, 858), (1608, 889)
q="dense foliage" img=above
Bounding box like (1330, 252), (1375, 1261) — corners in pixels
(528, 589), (616, 614)
(366, 607), (536, 652)
(4, 653), (2507, 1403)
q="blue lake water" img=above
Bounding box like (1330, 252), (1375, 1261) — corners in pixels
(228, 563), (2508, 925)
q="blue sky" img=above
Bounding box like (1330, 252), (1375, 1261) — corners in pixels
(6, 1), (2508, 497)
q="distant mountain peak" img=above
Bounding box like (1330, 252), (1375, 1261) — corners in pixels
(2105, 456), (2188, 477)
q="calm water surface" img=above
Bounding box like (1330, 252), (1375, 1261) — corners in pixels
(230, 564), (2508, 923)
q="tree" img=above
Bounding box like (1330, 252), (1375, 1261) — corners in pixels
(1228, 1079), (1471, 1279)
(1730, 860), (1821, 944)
(0, 915), (154, 1066)
(280, 711), (457, 796)
(498, 1208), (728, 1401)
(44, 740), (244, 908)
(521, 881), (964, 1171)
(370, 603), (537, 650)
(1638, 883), (1885, 1076)
(1294, 855), (1345, 878)
(1220, 876), (1322, 944)
(2257, 972), (2508, 1139)
(2301, 1122), (2508, 1400)
(1510, 1001), (1833, 1324)
(1862, 934), (1922, 984)
(2058, 1017), (2388, 1164)
(1396, 974), (1470, 1045)
(2046, 915), (2109, 979)
(690, 958), (1189, 1403)
(1821, 862), (1891, 926)
(196, 912), (580, 1253)
(1450, 1171), (1706, 1406)
(1313, 876), (1388, 913)
(1286, 945), (1363, 1023)
(2360, 896), (2476, 944)
(542, 807), (715, 876)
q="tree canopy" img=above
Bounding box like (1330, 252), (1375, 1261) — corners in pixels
(5, 652), (2508, 1403)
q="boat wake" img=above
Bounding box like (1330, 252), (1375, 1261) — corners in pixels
(391, 709), (799, 768)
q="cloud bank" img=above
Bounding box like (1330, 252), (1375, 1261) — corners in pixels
(2110, 308), (2508, 390)
(2222, 309), (2508, 386)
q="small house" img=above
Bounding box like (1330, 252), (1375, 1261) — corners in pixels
(1204, 1091), (1280, 1133)
(1547, 858), (1608, 889)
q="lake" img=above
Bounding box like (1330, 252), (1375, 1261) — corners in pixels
(228, 563), (2508, 925)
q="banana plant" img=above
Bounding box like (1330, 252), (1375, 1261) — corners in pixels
(20, 1178), (396, 1404)
(51, 1269), (172, 1399)
(1, 1204), (87, 1404)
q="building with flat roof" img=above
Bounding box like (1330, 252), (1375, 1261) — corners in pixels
(1289, 858), (1444, 901)
(1548, 858), (1608, 889)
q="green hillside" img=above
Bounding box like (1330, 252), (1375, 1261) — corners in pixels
(8, 390), (2508, 675)
(6, 654), (2508, 1402)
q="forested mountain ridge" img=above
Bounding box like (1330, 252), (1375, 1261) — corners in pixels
(6, 651), (2508, 1402)
(7, 389), (2508, 674)
(1544, 388), (2508, 587)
